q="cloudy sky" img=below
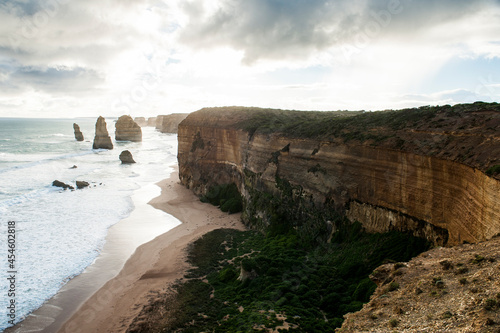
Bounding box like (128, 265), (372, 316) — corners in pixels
(0, 0), (499, 118)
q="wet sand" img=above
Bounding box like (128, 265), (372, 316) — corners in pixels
(56, 168), (245, 333)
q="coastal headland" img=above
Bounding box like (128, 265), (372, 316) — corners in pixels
(20, 102), (499, 332)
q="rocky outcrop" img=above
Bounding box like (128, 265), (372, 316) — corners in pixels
(93, 116), (113, 150)
(156, 114), (188, 133)
(337, 236), (500, 332)
(178, 104), (500, 246)
(76, 181), (89, 189)
(115, 115), (142, 142)
(119, 150), (136, 164)
(52, 180), (74, 190)
(73, 123), (84, 141)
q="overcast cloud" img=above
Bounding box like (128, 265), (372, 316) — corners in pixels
(0, 0), (499, 117)
(180, 0), (497, 63)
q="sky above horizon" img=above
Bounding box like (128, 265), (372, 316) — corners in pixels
(0, 0), (500, 118)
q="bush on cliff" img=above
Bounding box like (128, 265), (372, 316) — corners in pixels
(486, 165), (500, 176)
(131, 226), (429, 332)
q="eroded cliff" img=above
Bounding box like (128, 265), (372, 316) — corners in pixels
(178, 103), (500, 246)
(156, 113), (188, 133)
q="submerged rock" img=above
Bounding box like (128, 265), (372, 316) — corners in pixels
(119, 150), (136, 164)
(52, 180), (74, 190)
(93, 116), (113, 150)
(115, 115), (142, 142)
(73, 123), (84, 141)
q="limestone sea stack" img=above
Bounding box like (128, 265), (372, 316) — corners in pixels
(73, 123), (84, 141)
(119, 150), (136, 164)
(92, 116), (113, 150)
(134, 117), (147, 127)
(115, 115), (142, 142)
(147, 117), (157, 126)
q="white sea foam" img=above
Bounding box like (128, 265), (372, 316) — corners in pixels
(0, 121), (178, 331)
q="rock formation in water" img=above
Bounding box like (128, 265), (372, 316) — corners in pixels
(52, 180), (74, 190)
(119, 150), (136, 164)
(73, 123), (84, 141)
(92, 116), (113, 150)
(155, 114), (188, 133)
(76, 181), (90, 189)
(147, 117), (157, 127)
(177, 103), (500, 246)
(115, 115), (142, 142)
(134, 117), (147, 127)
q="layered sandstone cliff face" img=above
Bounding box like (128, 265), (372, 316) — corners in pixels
(93, 116), (113, 150)
(115, 115), (142, 142)
(156, 113), (188, 133)
(178, 104), (500, 246)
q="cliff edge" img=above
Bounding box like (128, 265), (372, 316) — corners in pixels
(178, 103), (500, 246)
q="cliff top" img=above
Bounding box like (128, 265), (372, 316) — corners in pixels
(181, 102), (500, 176)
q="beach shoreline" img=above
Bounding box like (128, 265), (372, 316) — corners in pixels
(4, 166), (181, 333)
(56, 167), (245, 333)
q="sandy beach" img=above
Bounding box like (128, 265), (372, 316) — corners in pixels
(56, 168), (245, 333)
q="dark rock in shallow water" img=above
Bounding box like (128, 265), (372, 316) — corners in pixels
(70, 165), (78, 169)
(52, 180), (74, 190)
(73, 123), (84, 141)
(76, 180), (90, 189)
(93, 116), (113, 150)
(119, 150), (136, 164)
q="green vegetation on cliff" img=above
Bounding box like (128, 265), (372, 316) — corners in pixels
(129, 226), (429, 332)
(187, 102), (500, 173)
(201, 183), (243, 214)
(231, 102), (499, 141)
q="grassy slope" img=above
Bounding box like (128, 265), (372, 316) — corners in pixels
(128, 226), (429, 332)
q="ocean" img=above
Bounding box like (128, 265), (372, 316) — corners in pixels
(0, 118), (178, 331)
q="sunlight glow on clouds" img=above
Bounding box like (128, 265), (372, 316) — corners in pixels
(0, 0), (499, 117)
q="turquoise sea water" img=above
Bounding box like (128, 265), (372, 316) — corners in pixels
(0, 118), (177, 331)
